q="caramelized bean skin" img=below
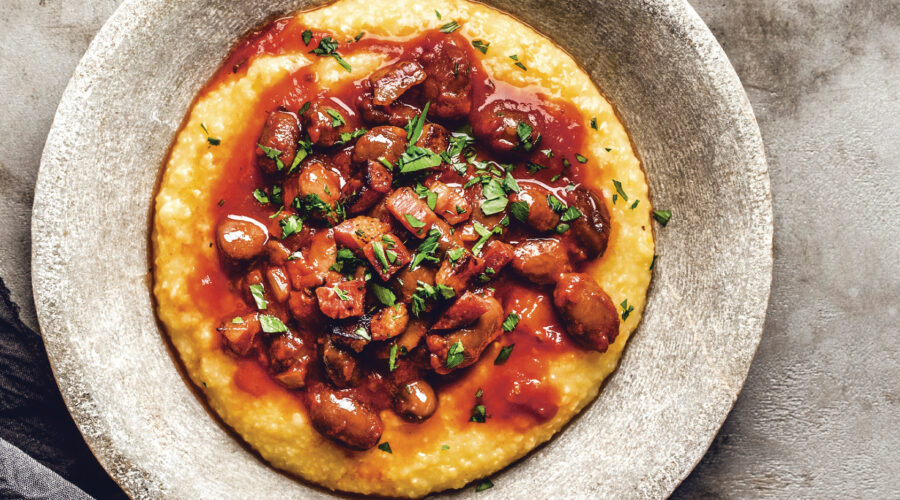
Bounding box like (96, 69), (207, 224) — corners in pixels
(217, 216), (268, 261)
(392, 379), (437, 422)
(256, 110), (300, 175)
(511, 238), (572, 285)
(470, 99), (541, 155)
(306, 383), (383, 451)
(553, 273), (619, 352)
(370, 60), (427, 106)
(567, 186), (612, 261)
(426, 295), (503, 374)
(303, 98), (353, 147)
(419, 33), (473, 119)
(509, 183), (560, 232)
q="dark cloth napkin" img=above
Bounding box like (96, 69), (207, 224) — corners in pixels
(0, 279), (125, 499)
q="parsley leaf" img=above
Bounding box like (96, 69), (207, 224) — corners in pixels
(249, 284), (267, 310)
(509, 200), (529, 223)
(475, 479), (494, 492)
(252, 188), (269, 204)
(471, 40), (490, 54)
(546, 194), (567, 213)
(200, 123), (221, 146)
(259, 315), (288, 333)
(377, 442), (392, 453)
(447, 247), (465, 263)
(301, 30), (313, 45)
(501, 312), (519, 332)
(494, 344), (515, 364)
(404, 214), (426, 228)
(621, 298), (634, 320)
(470, 404), (486, 423)
(612, 179), (629, 202)
(649, 254), (658, 270)
(371, 282), (396, 307)
(309, 36), (352, 72)
(440, 21), (460, 33)
(414, 183), (438, 210)
(653, 209), (672, 226)
(334, 287), (351, 301)
(257, 144), (284, 171)
(590, 117), (598, 129)
(560, 206), (582, 222)
(325, 108), (345, 127)
(410, 229), (442, 269)
(575, 153), (588, 163)
(279, 214), (303, 239)
(472, 221), (492, 255)
(525, 161), (546, 173)
(445, 340), (465, 368)
(388, 343), (399, 372)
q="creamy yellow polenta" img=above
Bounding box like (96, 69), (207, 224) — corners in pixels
(152, 0), (654, 496)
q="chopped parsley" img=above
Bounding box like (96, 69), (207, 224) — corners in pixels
(411, 280), (455, 317)
(330, 248), (361, 275)
(325, 108), (345, 127)
(471, 39), (490, 54)
(516, 121), (538, 151)
(440, 21), (460, 33)
(301, 30), (313, 45)
(200, 123), (220, 146)
(560, 206), (582, 222)
(620, 298), (634, 320)
(435, 9), (442, 19)
(475, 479), (494, 492)
(447, 247), (465, 263)
(335, 128), (366, 145)
(398, 146), (442, 173)
(471, 221), (493, 255)
(575, 153), (588, 163)
(555, 223), (570, 234)
(470, 403), (486, 423)
(377, 442), (392, 453)
(509, 54), (527, 71)
(441, 445), (450, 451)
(630, 199), (640, 210)
(279, 214), (303, 239)
(480, 178), (509, 216)
(509, 200), (529, 223)
(445, 340), (465, 368)
(404, 214), (426, 229)
(259, 315), (288, 333)
(257, 144), (284, 170)
(503, 170), (520, 193)
(590, 117), (598, 129)
(298, 101), (311, 115)
(309, 36), (352, 72)
(371, 241), (391, 272)
(649, 254), (658, 270)
(612, 179), (629, 202)
(653, 209), (672, 226)
(353, 32), (365, 42)
(231, 316), (244, 324)
(501, 312), (520, 332)
(409, 228), (442, 269)
(546, 194), (567, 213)
(252, 188), (269, 204)
(388, 343), (399, 372)
(494, 344), (515, 364)
(370, 282), (396, 307)
(525, 161), (546, 173)
(248, 283), (267, 310)
(334, 287), (351, 301)
(414, 183), (438, 210)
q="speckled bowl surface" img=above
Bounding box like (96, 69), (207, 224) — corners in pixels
(31, 0), (772, 498)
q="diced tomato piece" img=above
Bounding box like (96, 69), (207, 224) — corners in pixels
(315, 279), (366, 319)
(363, 233), (412, 281)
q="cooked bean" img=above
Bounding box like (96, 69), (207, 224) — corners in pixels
(355, 78), (422, 127)
(218, 313), (261, 356)
(415, 123), (450, 155)
(306, 383), (383, 450)
(267, 331), (313, 389)
(509, 183), (560, 232)
(426, 295), (503, 374)
(432, 291), (490, 330)
(256, 110), (300, 174)
(553, 273), (619, 352)
(511, 238), (572, 285)
(333, 216), (390, 251)
(470, 99), (541, 155)
(567, 186), (611, 261)
(419, 33), (472, 119)
(352, 126), (408, 165)
(319, 335), (361, 388)
(303, 97), (353, 147)
(392, 379), (437, 422)
(216, 216), (268, 261)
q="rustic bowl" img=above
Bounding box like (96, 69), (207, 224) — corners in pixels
(31, 0), (772, 497)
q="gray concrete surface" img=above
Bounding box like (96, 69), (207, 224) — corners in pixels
(0, 0), (897, 497)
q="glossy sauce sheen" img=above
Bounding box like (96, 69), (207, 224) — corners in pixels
(189, 18), (595, 432)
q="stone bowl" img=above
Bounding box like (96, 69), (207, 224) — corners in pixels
(31, 0), (772, 497)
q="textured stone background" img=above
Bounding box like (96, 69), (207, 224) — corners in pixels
(0, 0), (897, 498)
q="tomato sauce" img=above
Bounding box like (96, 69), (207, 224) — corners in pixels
(184, 16), (603, 441)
